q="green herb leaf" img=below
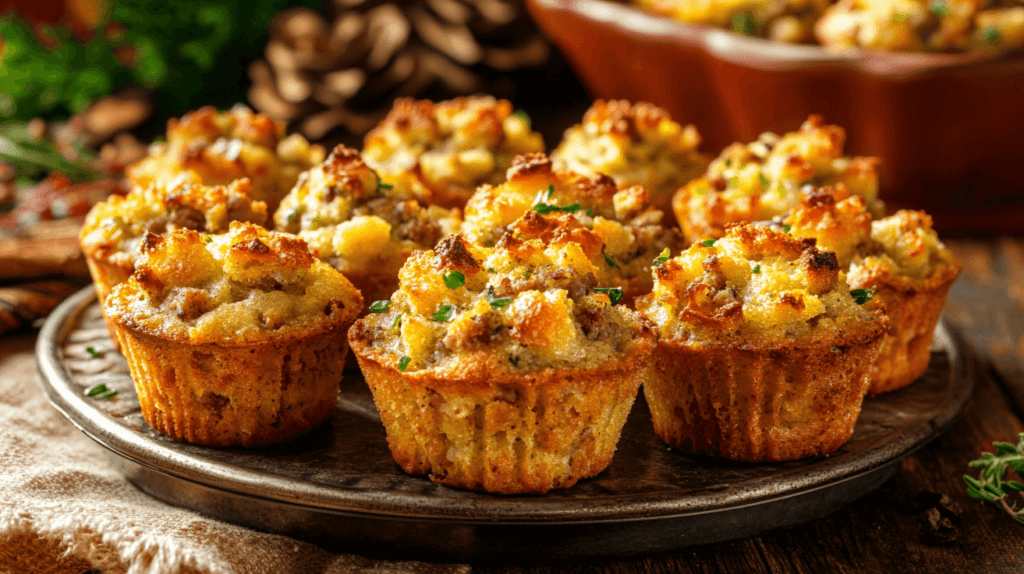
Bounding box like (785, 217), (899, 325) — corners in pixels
(593, 287), (624, 306)
(487, 268), (496, 274)
(654, 247), (671, 265)
(964, 433), (1024, 525)
(730, 10), (758, 35)
(431, 305), (456, 322)
(546, 185), (555, 199)
(379, 182), (393, 190)
(603, 247), (620, 269)
(523, 268), (532, 279)
(369, 300), (392, 313)
(513, 110), (531, 128)
(389, 313), (403, 334)
(783, 225), (792, 234)
(398, 356), (411, 372)
(533, 202), (582, 215)
(850, 288), (873, 304)
(442, 270), (465, 290)
(758, 172), (770, 187)
(587, 206), (593, 217)
(85, 346), (102, 357)
(85, 383), (117, 400)
(985, 26), (1002, 44)
(286, 208), (303, 225)
(753, 264), (761, 274)
(487, 287), (513, 308)
(700, 239), (716, 248)
(202, 236), (212, 244)
(931, 0), (949, 16)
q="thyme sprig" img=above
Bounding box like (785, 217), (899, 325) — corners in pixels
(964, 433), (1024, 525)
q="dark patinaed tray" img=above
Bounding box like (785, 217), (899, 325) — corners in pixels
(37, 287), (972, 561)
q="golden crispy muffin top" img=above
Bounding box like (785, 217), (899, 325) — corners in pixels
(106, 222), (362, 343)
(126, 105), (325, 212)
(816, 0), (1024, 52)
(632, 0), (834, 43)
(639, 223), (885, 347)
(551, 100), (709, 205)
(784, 186), (961, 282)
(673, 115), (884, 244)
(351, 226), (655, 375)
(273, 145), (462, 277)
(462, 153), (680, 300)
(81, 179), (268, 264)
(361, 96), (545, 208)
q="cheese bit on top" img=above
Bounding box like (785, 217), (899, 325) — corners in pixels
(551, 100), (709, 219)
(462, 152), (680, 301)
(273, 144), (462, 306)
(107, 222), (362, 343)
(639, 222), (886, 346)
(350, 226), (655, 375)
(362, 96), (545, 209)
(672, 115), (884, 245)
(126, 105), (325, 213)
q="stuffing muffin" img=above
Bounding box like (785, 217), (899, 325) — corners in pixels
(638, 223), (886, 461)
(816, 0), (1024, 52)
(348, 228), (656, 494)
(274, 145), (462, 307)
(633, 0), (834, 43)
(550, 100), (709, 220)
(462, 152), (680, 303)
(672, 115), (884, 245)
(127, 105), (325, 213)
(785, 187), (961, 393)
(361, 96), (545, 209)
(104, 222), (362, 447)
(80, 178), (268, 305)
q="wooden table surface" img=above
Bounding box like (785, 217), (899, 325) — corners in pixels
(468, 237), (1024, 574)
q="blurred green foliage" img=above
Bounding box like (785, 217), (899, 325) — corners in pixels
(0, 0), (321, 128)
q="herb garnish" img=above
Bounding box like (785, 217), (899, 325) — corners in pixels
(442, 270), (465, 289)
(86, 346), (103, 357)
(964, 433), (1024, 525)
(783, 225), (792, 234)
(523, 268), (532, 279)
(379, 182), (393, 190)
(603, 247), (620, 269)
(985, 26), (1001, 44)
(753, 264), (761, 274)
(487, 268), (496, 274)
(533, 202), (581, 215)
(700, 239), (716, 248)
(85, 383), (117, 400)
(431, 305), (456, 322)
(286, 208), (303, 225)
(398, 356), (411, 372)
(593, 287), (624, 306)
(850, 288), (873, 304)
(758, 172), (770, 187)
(487, 287), (512, 308)
(654, 247), (671, 265)
(730, 10), (758, 35)
(389, 313), (403, 334)
(513, 110), (531, 127)
(931, 0), (949, 16)
(369, 300), (391, 313)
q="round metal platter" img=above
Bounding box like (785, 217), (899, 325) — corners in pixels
(37, 287), (972, 561)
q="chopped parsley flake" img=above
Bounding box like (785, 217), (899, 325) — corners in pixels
(984, 26), (1001, 44)
(593, 287), (624, 306)
(523, 268), (532, 279)
(603, 247), (620, 269)
(700, 239), (716, 248)
(758, 172), (770, 187)
(533, 202), (582, 215)
(783, 225), (792, 234)
(546, 185), (555, 199)
(85, 383), (117, 400)
(442, 270), (465, 289)
(587, 206), (593, 217)
(398, 356), (411, 372)
(654, 247), (671, 265)
(369, 300), (391, 313)
(730, 10), (758, 35)
(431, 305), (456, 322)
(513, 110), (531, 127)
(487, 268), (496, 274)
(753, 264), (761, 274)
(389, 313), (403, 334)
(487, 287), (513, 308)
(202, 236), (212, 244)
(851, 288), (873, 305)
(85, 346), (102, 357)
(286, 208), (303, 225)
(379, 182), (393, 190)
(931, 0), (948, 16)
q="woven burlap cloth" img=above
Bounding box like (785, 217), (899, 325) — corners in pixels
(0, 333), (470, 574)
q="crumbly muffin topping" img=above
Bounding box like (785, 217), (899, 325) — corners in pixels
(107, 222), (361, 343)
(274, 145), (462, 278)
(551, 100), (708, 209)
(462, 153), (679, 299)
(633, 0), (835, 43)
(81, 179), (268, 271)
(816, 0), (1024, 52)
(673, 115), (884, 244)
(362, 96), (545, 208)
(127, 105), (325, 212)
(639, 223), (884, 346)
(353, 227), (654, 374)
(785, 186), (959, 281)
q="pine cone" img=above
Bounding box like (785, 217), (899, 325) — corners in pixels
(247, 0), (552, 141)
